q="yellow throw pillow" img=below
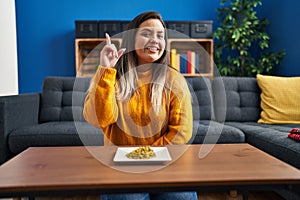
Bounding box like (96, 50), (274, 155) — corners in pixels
(257, 74), (300, 124)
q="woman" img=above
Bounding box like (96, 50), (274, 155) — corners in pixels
(83, 11), (196, 200)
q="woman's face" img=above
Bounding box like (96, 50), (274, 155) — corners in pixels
(135, 19), (166, 65)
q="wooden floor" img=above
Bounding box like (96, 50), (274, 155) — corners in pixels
(197, 191), (285, 200)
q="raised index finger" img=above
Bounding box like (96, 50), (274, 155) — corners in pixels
(105, 33), (111, 45)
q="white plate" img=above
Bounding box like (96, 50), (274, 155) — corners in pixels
(113, 146), (172, 163)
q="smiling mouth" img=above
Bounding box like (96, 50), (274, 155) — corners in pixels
(145, 46), (160, 52)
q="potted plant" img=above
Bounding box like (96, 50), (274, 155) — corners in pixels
(213, 0), (285, 76)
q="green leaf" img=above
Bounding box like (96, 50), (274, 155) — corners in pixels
(213, 0), (285, 77)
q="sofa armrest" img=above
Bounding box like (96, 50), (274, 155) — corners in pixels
(0, 93), (40, 164)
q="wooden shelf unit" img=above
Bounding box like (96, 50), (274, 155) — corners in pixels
(168, 38), (214, 78)
(75, 38), (213, 78)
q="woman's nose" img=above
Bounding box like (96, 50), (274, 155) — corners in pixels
(150, 36), (158, 43)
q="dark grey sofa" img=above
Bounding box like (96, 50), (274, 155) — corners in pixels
(212, 77), (300, 170)
(0, 76), (299, 171)
(0, 77), (104, 164)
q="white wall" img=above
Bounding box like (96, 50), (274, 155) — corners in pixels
(0, 0), (18, 96)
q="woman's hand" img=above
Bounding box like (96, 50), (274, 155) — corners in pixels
(100, 33), (126, 68)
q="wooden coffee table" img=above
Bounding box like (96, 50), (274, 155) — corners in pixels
(0, 144), (299, 199)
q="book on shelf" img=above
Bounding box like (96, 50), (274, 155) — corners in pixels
(170, 48), (201, 75)
(195, 53), (199, 73)
(170, 48), (179, 71)
(187, 50), (192, 74)
(191, 51), (195, 74)
(179, 53), (188, 73)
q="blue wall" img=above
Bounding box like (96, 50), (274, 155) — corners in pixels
(260, 0), (300, 76)
(15, 0), (300, 93)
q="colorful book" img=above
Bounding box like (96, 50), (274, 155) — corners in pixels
(187, 50), (192, 74)
(176, 53), (180, 71)
(191, 51), (196, 74)
(170, 49), (178, 70)
(180, 54), (188, 73)
(195, 53), (200, 73)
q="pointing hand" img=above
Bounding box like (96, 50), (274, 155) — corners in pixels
(100, 33), (126, 68)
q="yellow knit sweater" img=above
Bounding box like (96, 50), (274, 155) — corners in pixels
(83, 66), (193, 146)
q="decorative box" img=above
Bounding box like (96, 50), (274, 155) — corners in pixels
(98, 21), (121, 38)
(166, 21), (190, 38)
(190, 21), (213, 38)
(75, 20), (98, 38)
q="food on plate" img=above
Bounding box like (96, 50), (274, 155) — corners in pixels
(126, 146), (156, 159)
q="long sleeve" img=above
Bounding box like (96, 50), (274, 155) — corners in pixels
(83, 66), (118, 129)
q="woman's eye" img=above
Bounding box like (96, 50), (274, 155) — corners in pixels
(157, 34), (164, 39)
(141, 33), (151, 37)
(140, 32), (164, 39)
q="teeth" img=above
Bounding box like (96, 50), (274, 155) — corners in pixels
(147, 47), (158, 51)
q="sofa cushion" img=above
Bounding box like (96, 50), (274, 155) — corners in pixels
(185, 77), (214, 120)
(39, 77), (91, 122)
(213, 77), (261, 122)
(8, 121), (104, 154)
(226, 122), (300, 169)
(257, 74), (300, 124)
(191, 120), (245, 144)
